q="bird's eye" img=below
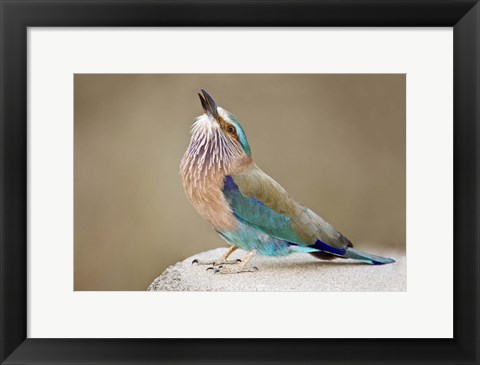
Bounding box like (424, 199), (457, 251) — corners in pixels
(227, 126), (235, 133)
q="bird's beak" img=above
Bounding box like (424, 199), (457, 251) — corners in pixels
(198, 89), (220, 121)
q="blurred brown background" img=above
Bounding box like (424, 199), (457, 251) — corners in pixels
(74, 74), (405, 291)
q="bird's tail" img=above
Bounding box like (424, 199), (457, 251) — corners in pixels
(343, 248), (395, 265)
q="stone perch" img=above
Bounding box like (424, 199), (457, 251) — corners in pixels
(148, 247), (406, 291)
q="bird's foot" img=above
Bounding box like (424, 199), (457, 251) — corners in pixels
(207, 249), (258, 274)
(191, 246), (240, 267)
(192, 248), (257, 274)
(191, 258), (242, 266)
(208, 263), (259, 274)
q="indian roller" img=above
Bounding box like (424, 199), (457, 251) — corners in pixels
(180, 89), (395, 274)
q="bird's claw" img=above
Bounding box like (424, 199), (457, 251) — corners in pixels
(208, 265), (259, 274)
(193, 250), (256, 274)
(193, 258), (240, 266)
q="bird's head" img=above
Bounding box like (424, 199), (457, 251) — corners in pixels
(181, 90), (252, 179)
(195, 89), (251, 157)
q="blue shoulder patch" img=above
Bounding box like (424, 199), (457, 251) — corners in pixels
(222, 176), (304, 245)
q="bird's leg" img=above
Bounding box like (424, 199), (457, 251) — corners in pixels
(191, 246), (241, 267)
(213, 249), (258, 274)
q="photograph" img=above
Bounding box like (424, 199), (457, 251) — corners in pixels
(74, 74), (406, 291)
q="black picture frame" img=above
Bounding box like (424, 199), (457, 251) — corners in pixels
(1, 1), (479, 364)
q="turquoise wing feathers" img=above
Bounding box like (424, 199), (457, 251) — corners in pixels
(223, 165), (351, 251)
(222, 175), (303, 245)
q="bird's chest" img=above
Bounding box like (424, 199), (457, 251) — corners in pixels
(183, 174), (237, 231)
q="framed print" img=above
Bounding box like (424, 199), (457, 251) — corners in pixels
(1, 0), (479, 364)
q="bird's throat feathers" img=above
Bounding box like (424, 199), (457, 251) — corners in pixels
(180, 111), (253, 230)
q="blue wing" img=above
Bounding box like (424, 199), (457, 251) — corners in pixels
(222, 170), (351, 255)
(223, 175), (305, 245)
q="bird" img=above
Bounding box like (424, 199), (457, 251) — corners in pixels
(180, 89), (395, 274)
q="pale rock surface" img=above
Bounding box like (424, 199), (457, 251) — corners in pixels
(148, 247), (406, 292)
